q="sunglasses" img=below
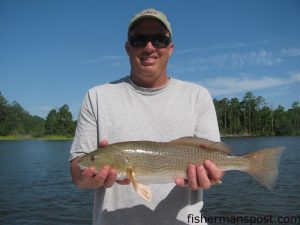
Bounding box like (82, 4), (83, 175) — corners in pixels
(129, 34), (171, 49)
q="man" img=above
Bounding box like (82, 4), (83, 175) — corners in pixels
(70, 8), (223, 225)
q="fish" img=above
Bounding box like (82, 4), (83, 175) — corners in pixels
(78, 137), (285, 201)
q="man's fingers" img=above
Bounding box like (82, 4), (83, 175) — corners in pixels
(204, 160), (224, 181)
(93, 166), (110, 186)
(176, 161), (224, 190)
(196, 165), (211, 189)
(176, 164), (212, 189)
(82, 166), (97, 177)
(104, 168), (117, 188)
(81, 166), (114, 188)
(99, 139), (109, 147)
(187, 164), (198, 190)
(175, 177), (187, 187)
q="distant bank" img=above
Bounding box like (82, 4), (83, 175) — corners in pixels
(0, 134), (256, 141)
(0, 135), (73, 141)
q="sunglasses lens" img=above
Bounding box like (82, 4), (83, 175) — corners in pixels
(129, 36), (145, 48)
(129, 34), (170, 48)
(151, 35), (170, 48)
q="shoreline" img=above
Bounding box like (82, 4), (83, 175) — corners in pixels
(0, 135), (73, 141)
(1, 134), (298, 141)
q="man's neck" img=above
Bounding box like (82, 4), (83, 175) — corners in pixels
(129, 74), (169, 88)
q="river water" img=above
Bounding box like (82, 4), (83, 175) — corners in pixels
(0, 137), (299, 224)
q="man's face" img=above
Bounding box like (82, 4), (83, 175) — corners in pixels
(126, 18), (174, 87)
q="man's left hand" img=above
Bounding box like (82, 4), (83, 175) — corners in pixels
(175, 160), (224, 190)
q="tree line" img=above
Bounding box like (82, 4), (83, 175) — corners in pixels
(0, 91), (299, 138)
(214, 91), (300, 136)
(0, 92), (75, 137)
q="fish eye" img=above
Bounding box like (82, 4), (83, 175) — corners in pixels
(90, 155), (96, 162)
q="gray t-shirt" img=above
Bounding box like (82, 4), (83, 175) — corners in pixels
(70, 76), (220, 225)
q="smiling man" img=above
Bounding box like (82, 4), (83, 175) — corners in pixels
(70, 9), (222, 225)
(126, 13), (174, 87)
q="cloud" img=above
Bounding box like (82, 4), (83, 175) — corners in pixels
(174, 40), (300, 73)
(190, 49), (282, 70)
(290, 72), (300, 82)
(176, 43), (245, 54)
(200, 73), (299, 96)
(232, 50), (282, 67)
(171, 49), (285, 75)
(282, 48), (300, 57)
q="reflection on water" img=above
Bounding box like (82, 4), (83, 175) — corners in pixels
(0, 137), (299, 224)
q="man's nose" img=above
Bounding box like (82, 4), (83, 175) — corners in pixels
(144, 41), (156, 51)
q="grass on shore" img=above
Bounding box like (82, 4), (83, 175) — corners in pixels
(0, 135), (73, 141)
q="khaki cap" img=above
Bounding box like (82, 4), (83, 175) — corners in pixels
(128, 8), (172, 39)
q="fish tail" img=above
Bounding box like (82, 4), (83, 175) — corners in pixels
(244, 146), (285, 189)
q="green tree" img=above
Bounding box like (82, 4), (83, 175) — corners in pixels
(44, 104), (75, 137)
(259, 105), (274, 135)
(255, 96), (266, 135)
(288, 101), (300, 135)
(240, 92), (256, 135)
(8, 101), (27, 135)
(229, 97), (242, 134)
(0, 92), (9, 135)
(44, 109), (58, 135)
(273, 105), (293, 135)
(27, 115), (45, 137)
(57, 104), (74, 136)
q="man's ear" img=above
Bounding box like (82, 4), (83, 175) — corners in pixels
(125, 42), (130, 55)
(168, 43), (174, 56)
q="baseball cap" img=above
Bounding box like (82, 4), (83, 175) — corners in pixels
(128, 8), (172, 39)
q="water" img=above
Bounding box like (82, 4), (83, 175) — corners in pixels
(0, 137), (299, 225)
(0, 141), (94, 225)
(203, 136), (300, 224)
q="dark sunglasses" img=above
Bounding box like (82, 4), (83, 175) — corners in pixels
(129, 34), (171, 49)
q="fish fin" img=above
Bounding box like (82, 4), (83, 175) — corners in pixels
(135, 183), (152, 202)
(244, 146), (285, 189)
(169, 137), (232, 155)
(127, 168), (152, 201)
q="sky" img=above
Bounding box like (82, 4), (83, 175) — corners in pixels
(1, 0), (300, 118)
